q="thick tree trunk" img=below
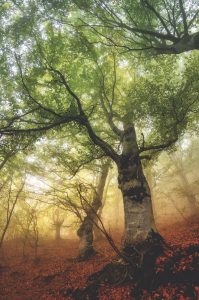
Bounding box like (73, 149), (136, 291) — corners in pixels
(83, 124), (165, 289)
(117, 123), (157, 250)
(77, 161), (110, 259)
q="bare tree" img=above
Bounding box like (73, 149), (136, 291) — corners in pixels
(16, 202), (40, 259)
(0, 177), (25, 248)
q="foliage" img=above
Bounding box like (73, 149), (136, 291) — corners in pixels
(0, 16), (198, 158)
(71, 0), (199, 54)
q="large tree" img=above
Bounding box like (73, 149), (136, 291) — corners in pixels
(0, 2), (198, 283)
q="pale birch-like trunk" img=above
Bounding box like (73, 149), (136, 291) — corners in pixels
(117, 123), (156, 248)
(77, 161), (110, 259)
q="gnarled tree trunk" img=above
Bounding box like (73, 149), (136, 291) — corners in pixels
(83, 124), (165, 289)
(117, 123), (156, 249)
(77, 161), (110, 260)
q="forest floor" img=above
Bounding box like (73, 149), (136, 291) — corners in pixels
(0, 220), (198, 300)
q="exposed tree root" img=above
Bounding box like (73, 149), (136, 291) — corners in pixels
(66, 233), (199, 300)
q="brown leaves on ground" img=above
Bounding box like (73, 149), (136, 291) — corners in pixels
(0, 220), (198, 300)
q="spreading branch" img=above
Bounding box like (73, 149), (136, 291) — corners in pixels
(46, 64), (119, 162)
(15, 54), (62, 118)
(80, 0), (199, 54)
(139, 137), (178, 153)
(1, 58), (119, 162)
(142, 0), (172, 36)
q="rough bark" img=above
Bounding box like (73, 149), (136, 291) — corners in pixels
(77, 161), (110, 259)
(117, 123), (157, 249)
(67, 121), (175, 298)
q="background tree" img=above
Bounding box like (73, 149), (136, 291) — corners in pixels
(52, 209), (65, 241)
(169, 146), (199, 217)
(15, 202), (40, 259)
(93, 166), (112, 241)
(0, 166), (26, 249)
(151, 138), (199, 223)
(77, 160), (110, 260)
(36, 155), (111, 259)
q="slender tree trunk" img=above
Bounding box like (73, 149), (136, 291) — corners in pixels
(145, 167), (158, 221)
(171, 154), (199, 217)
(117, 123), (157, 251)
(167, 193), (189, 223)
(53, 210), (64, 240)
(0, 181), (24, 248)
(178, 171), (199, 216)
(93, 171), (111, 241)
(93, 203), (104, 241)
(0, 221), (11, 249)
(55, 225), (61, 240)
(77, 161), (110, 259)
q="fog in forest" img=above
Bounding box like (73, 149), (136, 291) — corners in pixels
(1, 136), (198, 251)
